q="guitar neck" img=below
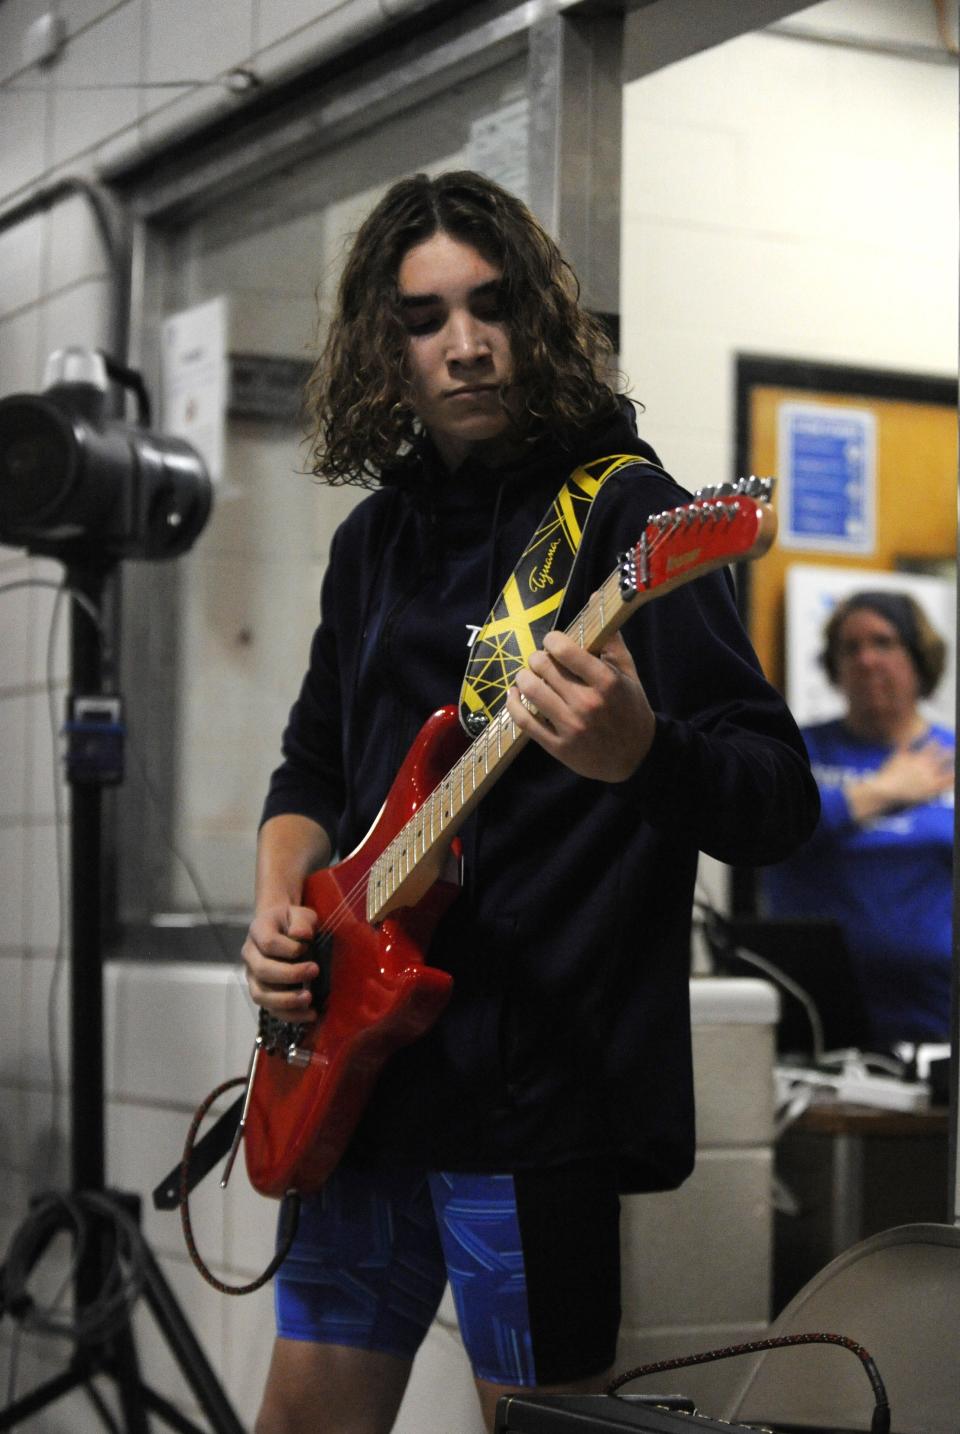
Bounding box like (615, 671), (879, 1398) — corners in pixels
(366, 568), (630, 922)
(366, 480), (775, 923)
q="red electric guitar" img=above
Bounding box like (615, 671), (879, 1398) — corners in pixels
(240, 479), (777, 1197)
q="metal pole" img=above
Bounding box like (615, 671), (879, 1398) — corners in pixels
(67, 562), (112, 1199)
(527, 5), (625, 326)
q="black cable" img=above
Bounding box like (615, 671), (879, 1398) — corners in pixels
(0, 573), (246, 966)
(123, 734), (245, 968)
(1, 1191), (146, 1347)
(98, 352), (152, 427)
(0, 577), (111, 667)
(696, 901), (827, 1062)
(0, 579), (99, 1189)
(45, 583), (71, 1191)
(177, 1078), (300, 1295)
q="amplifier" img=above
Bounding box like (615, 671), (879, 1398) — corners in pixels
(494, 1392), (792, 1434)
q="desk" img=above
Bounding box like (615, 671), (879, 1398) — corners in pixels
(774, 1101), (949, 1312)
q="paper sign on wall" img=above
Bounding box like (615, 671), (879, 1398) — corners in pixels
(161, 296), (228, 485)
(468, 97), (530, 205)
(777, 401), (876, 555)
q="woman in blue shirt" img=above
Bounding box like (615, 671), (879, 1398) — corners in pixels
(765, 590), (954, 1046)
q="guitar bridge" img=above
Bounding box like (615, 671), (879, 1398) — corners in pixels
(258, 1007), (313, 1066)
(257, 926), (333, 1059)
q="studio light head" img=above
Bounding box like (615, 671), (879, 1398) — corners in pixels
(0, 348), (212, 563)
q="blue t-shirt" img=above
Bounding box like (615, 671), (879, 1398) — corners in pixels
(763, 718), (954, 1044)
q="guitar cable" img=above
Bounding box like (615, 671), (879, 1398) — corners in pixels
(178, 1076), (301, 1295)
(608, 1331), (891, 1434)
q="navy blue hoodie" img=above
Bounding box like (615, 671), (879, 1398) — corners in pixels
(262, 405), (818, 1192)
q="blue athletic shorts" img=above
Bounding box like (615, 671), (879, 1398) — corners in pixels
(274, 1161), (621, 1386)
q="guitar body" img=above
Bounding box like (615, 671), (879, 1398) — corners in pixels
(243, 706), (469, 1198)
(238, 481), (777, 1200)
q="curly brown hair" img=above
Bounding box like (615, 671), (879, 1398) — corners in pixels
(306, 170), (620, 486)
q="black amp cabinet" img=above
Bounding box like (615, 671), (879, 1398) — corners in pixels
(494, 1393), (803, 1434)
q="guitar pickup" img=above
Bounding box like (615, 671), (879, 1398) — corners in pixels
(306, 928), (334, 1013)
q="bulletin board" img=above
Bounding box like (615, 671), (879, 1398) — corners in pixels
(731, 356), (957, 915)
(735, 356), (958, 694)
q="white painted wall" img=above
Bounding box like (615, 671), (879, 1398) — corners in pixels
(0, 0), (955, 1427)
(620, 0), (957, 490)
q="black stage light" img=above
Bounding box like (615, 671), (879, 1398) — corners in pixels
(0, 347), (212, 562)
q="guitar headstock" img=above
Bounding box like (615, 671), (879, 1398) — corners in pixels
(619, 476), (777, 599)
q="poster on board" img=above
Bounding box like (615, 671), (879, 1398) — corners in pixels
(785, 563), (956, 731)
(777, 402), (876, 554)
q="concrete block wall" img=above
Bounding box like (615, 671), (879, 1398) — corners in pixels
(619, 0), (958, 493)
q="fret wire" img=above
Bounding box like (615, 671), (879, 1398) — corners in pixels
(374, 553), (653, 919)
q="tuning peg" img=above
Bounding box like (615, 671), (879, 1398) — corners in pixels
(740, 475), (776, 500)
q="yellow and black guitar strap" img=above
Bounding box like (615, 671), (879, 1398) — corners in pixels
(458, 453), (657, 735)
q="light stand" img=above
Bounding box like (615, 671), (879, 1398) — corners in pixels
(0, 559), (244, 1434)
(0, 353), (243, 1432)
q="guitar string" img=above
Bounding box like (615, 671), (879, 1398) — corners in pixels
(307, 499), (752, 943)
(307, 556), (638, 940)
(306, 502), (743, 943)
